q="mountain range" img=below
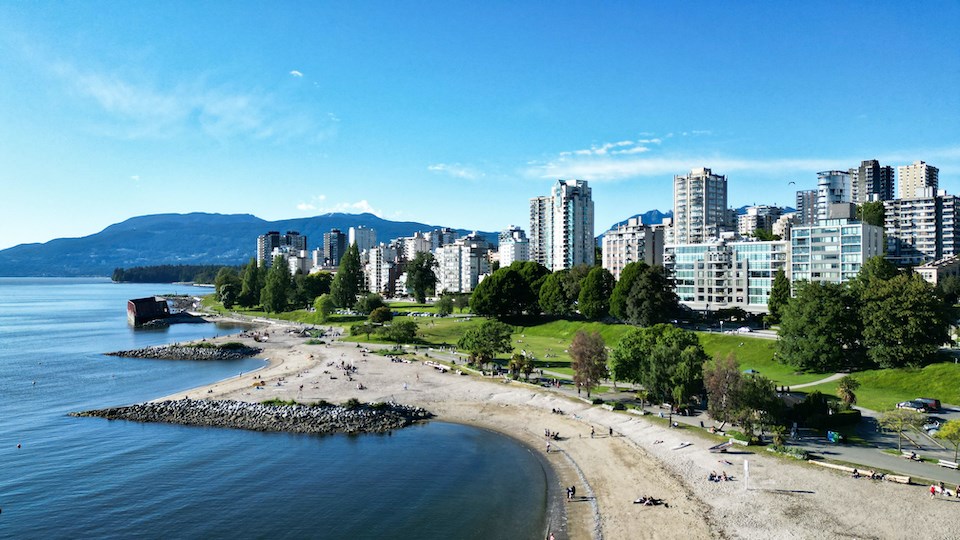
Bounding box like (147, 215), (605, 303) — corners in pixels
(1, 206), (750, 276)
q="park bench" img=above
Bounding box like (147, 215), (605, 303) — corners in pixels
(937, 459), (959, 469)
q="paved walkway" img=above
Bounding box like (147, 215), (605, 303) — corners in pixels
(790, 372), (845, 389)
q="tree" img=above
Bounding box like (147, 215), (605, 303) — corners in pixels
(936, 419), (960, 462)
(457, 320), (514, 367)
(435, 296), (454, 316)
(238, 258), (262, 308)
(382, 320), (418, 345)
(938, 275), (960, 305)
(538, 272), (572, 316)
(508, 353), (534, 380)
(369, 306), (393, 324)
(776, 281), (863, 372)
(292, 271), (332, 308)
(260, 256), (292, 313)
(609, 262), (647, 321)
(703, 353), (745, 426)
(510, 261), (551, 313)
(578, 266), (615, 320)
(560, 264), (592, 309)
(314, 294), (335, 322)
(610, 324), (707, 405)
(569, 330), (608, 398)
(354, 293), (386, 315)
(454, 294), (471, 313)
(861, 272), (953, 368)
(623, 265), (679, 326)
(836, 375), (860, 408)
(766, 269), (790, 324)
(470, 268), (530, 318)
(214, 267), (241, 298)
(752, 228), (779, 241)
(849, 255), (898, 298)
(219, 283), (239, 309)
(330, 244), (363, 308)
(857, 200), (886, 228)
(878, 408), (925, 452)
(406, 252), (438, 303)
(735, 374), (778, 441)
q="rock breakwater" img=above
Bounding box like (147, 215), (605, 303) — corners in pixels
(105, 344), (262, 360)
(71, 399), (434, 435)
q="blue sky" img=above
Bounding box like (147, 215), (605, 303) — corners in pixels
(1, 2), (958, 250)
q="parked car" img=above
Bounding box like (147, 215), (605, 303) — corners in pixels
(896, 400), (928, 412)
(915, 398), (942, 411)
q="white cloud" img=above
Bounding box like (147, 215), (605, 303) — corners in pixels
(289, 70), (303, 77)
(559, 138), (661, 158)
(320, 200), (382, 217)
(130, 175), (140, 181)
(296, 194), (327, 211)
(50, 61), (336, 141)
(428, 163), (483, 180)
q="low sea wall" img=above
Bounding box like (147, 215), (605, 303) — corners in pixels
(71, 399), (434, 435)
(105, 344), (262, 360)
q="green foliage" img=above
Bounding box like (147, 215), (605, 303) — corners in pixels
(330, 243), (363, 308)
(936, 419), (960, 461)
(703, 353), (744, 424)
(470, 268), (531, 318)
(239, 258), (262, 308)
(343, 397), (362, 409)
(836, 375), (860, 407)
(752, 228), (779, 241)
(569, 330), (608, 398)
(369, 306), (394, 324)
(609, 262), (647, 321)
(351, 322), (376, 338)
(538, 272), (572, 316)
(406, 252), (438, 303)
(453, 294), (471, 313)
(766, 269), (790, 324)
(262, 398), (299, 406)
(292, 271), (332, 308)
(112, 264), (235, 284)
(861, 272), (952, 368)
(260, 255), (292, 313)
(314, 294), (336, 322)
(857, 200), (886, 228)
(623, 265), (679, 326)
(776, 281), (862, 372)
(610, 324), (707, 405)
(878, 408), (925, 452)
(435, 296), (454, 316)
(509, 261), (551, 311)
(215, 267), (241, 295)
(354, 293), (387, 315)
(938, 275), (960, 305)
(799, 361), (960, 411)
(578, 266), (615, 320)
(381, 320), (419, 345)
(457, 319), (514, 366)
(219, 282), (239, 309)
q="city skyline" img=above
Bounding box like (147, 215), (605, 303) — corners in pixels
(1, 2), (958, 251)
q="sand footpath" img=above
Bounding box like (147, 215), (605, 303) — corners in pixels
(158, 321), (960, 539)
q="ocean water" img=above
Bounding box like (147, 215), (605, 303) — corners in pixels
(0, 279), (547, 539)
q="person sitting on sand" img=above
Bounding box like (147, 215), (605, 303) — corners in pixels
(852, 469), (860, 479)
(721, 471), (729, 481)
(708, 472), (716, 482)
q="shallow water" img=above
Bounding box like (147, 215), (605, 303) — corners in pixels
(0, 278), (547, 539)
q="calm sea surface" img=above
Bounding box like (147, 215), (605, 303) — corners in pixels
(0, 278), (547, 539)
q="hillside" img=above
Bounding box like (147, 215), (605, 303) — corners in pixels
(0, 212), (497, 277)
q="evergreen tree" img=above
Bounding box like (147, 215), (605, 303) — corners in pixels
(578, 266), (615, 320)
(766, 269), (791, 324)
(238, 258), (261, 308)
(406, 252), (438, 303)
(609, 262), (647, 321)
(538, 272), (571, 316)
(260, 256), (292, 313)
(330, 244), (363, 308)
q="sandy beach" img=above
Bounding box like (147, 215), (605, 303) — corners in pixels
(158, 320), (960, 539)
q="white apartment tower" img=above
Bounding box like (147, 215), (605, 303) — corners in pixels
(349, 226), (377, 252)
(435, 233), (492, 293)
(363, 244), (399, 296)
(601, 218), (664, 280)
(498, 226), (530, 267)
(529, 180), (594, 271)
(898, 161), (939, 200)
(672, 168), (728, 244)
(816, 171), (851, 222)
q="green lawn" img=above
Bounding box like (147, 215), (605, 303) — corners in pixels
(800, 362), (960, 411)
(697, 333), (830, 386)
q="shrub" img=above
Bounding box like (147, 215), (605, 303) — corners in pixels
(262, 398), (298, 406)
(592, 398), (605, 405)
(220, 342), (247, 349)
(343, 397), (362, 409)
(612, 402), (626, 411)
(305, 338), (326, 345)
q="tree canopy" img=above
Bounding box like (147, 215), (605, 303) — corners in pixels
(578, 266), (615, 320)
(609, 261), (646, 321)
(238, 258), (262, 308)
(406, 252), (438, 303)
(538, 272), (572, 316)
(610, 324), (706, 405)
(354, 293), (386, 315)
(260, 255), (291, 313)
(470, 268), (531, 318)
(857, 200), (886, 228)
(776, 281), (862, 372)
(624, 264), (679, 326)
(569, 330), (608, 398)
(766, 269), (790, 324)
(457, 319), (514, 366)
(330, 244), (363, 308)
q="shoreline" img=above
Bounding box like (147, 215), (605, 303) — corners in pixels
(150, 320), (960, 540)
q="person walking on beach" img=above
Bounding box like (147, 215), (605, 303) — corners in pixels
(546, 441), (551, 453)
(570, 485), (576, 500)
(590, 426), (595, 439)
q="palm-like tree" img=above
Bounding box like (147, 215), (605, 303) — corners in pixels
(836, 376), (860, 408)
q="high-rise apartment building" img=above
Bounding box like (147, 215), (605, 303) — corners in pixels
(529, 180), (594, 271)
(883, 191), (960, 266)
(363, 244), (399, 296)
(672, 168), (728, 244)
(790, 219), (883, 284)
(400, 232), (433, 261)
(348, 226), (377, 252)
(601, 218), (664, 280)
(498, 226), (530, 267)
(898, 161), (939, 200)
(849, 159), (895, 203)
(795, 190), (818, 225)
(435, 233), (492, 293)
(256, 231), (307, 267)
(322, 228), (347, 267)
(816, 171), (851, 222)
(737, 205), (782, 237)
